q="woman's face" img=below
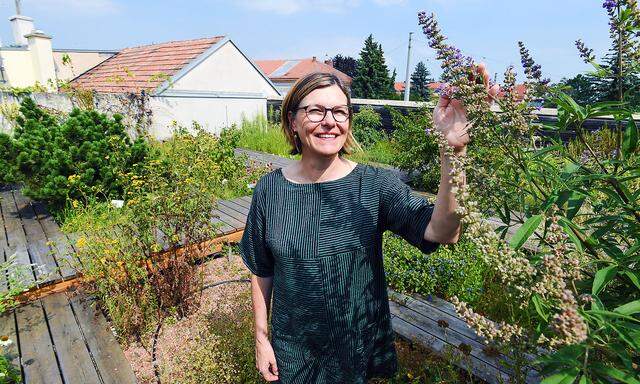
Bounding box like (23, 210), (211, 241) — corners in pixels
(289, 84), (350, 158)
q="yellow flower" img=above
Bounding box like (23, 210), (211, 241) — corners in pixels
(71, 200), (79, 208)
(76, 236), (87, 249)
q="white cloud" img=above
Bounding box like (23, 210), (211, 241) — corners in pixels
(24, 0), (120, 14)
(237, 0), (360, 15)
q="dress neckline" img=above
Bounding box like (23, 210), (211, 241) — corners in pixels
(277, 163), (361, 187)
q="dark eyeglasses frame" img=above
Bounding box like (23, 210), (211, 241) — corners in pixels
(296, 104), (352, 123)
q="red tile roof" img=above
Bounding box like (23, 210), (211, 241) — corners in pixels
(394, 82), (406, 92)
(70, 37), (224, 93)
(255, 57), (352, 86)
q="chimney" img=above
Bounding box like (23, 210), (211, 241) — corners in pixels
(312, 56), (316, 62)
(26, 30), (56, 86)
(324, 59), (333, 67)
(10, 15), (34, 46)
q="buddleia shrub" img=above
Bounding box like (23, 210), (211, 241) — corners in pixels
(5, 97), (149, 211)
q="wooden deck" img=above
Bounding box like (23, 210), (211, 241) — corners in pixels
(0, 291), (137, 384)
(389, 290), (539, 384)
(0, 186), (254, 383)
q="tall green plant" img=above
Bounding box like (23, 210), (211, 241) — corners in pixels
(70, 127), (271, 340)
(351, 106), (385, 148)
(418, 2), (639, 382)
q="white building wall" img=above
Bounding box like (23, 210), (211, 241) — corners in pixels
(149, 96), (267, 140)
(168, 41), (279, 98)
(0, 49), (36, 87)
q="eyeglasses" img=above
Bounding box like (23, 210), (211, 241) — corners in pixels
(296, 104), (351, 123)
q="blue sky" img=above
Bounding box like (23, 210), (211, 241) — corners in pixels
(0, 0), (612, 83)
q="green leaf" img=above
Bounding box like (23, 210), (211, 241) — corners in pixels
(615, 300), (640, 316)
(541, 368), (580, 384)
(622, 270), (640, 290)
(592, 265), (618, 295)
(557, 217), (583, 253)
(592, 361), (640, 384)
(622, 118), (638, 159)
(509, 214), (543, 251)
(587, 309), (640, 323)
(534, 144), (563, 157)
(532, 294), (549, 321)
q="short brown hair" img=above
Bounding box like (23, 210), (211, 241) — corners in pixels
(281, 72), (360, 156)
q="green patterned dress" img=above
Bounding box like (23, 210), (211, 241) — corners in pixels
(240, 163), (440, 383)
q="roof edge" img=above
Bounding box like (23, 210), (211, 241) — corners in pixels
(154, 37), (280, 97)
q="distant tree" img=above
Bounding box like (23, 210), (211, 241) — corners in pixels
(576, 19), (640, 110)
(332, 54), (357, 78)
(352, 34), (395, 99)
(410, 61), (433, 101)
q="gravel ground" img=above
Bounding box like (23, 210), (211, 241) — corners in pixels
(123, 253), (252, 384)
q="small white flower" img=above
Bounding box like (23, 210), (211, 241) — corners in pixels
(0, 335), (13, 347)
(110, 200), (124, 208)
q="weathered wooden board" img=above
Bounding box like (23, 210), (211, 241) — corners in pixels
(15, 301), (63, 384)
(68, 294), (137, 384)
(41, 293), (102, 383)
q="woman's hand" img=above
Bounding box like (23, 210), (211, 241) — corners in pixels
(433, 63), (499, 152)
(256, 336), (279, 381)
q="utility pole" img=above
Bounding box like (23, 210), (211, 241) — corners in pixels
(15, 0), (21, 15)
(403, 32), (413, 102)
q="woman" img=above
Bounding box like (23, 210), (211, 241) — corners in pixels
(240, 69), (497, 383)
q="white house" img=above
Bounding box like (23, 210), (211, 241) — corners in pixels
(71, 36), (280, 139)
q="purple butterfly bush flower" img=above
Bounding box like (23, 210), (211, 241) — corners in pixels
(575, 39), (595, 63)
(603, 0), (617, 14)
(518, 41), (550, 85)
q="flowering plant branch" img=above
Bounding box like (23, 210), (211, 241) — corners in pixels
(419, 3), (639, 382)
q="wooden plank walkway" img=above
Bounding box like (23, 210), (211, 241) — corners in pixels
(389, 290), (539, 384)
(1, 291), (137, 384)
(0, 189), (253, 293)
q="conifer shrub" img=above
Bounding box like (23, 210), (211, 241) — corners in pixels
(1, 97), (149, 211)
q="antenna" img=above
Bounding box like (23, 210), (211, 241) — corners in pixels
(403, 32), (413, 102)
(15, 0), (22, 15)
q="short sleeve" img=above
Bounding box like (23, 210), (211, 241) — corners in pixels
(379, 170), (440, 254)
(239, 181), (274, 277)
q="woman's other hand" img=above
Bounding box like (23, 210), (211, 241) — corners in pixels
(432, 62), (499, 152)
(256, 336), (279, 381)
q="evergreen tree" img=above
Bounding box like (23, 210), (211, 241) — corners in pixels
(558, 74), (601, 105)
(585, 7), (640, 109)
(352, 35), (394, 99)
(410, 61), (433, 101)
(332, 54), (357, 78)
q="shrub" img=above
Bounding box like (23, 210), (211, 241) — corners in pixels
(2, 97), (149, 211)
(351, 106), (385, 148)
(419, 5), (640, 382)
(388, 106), (440, 192)
(383, 232), (489, 305)
(69, 128), (271, 341)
